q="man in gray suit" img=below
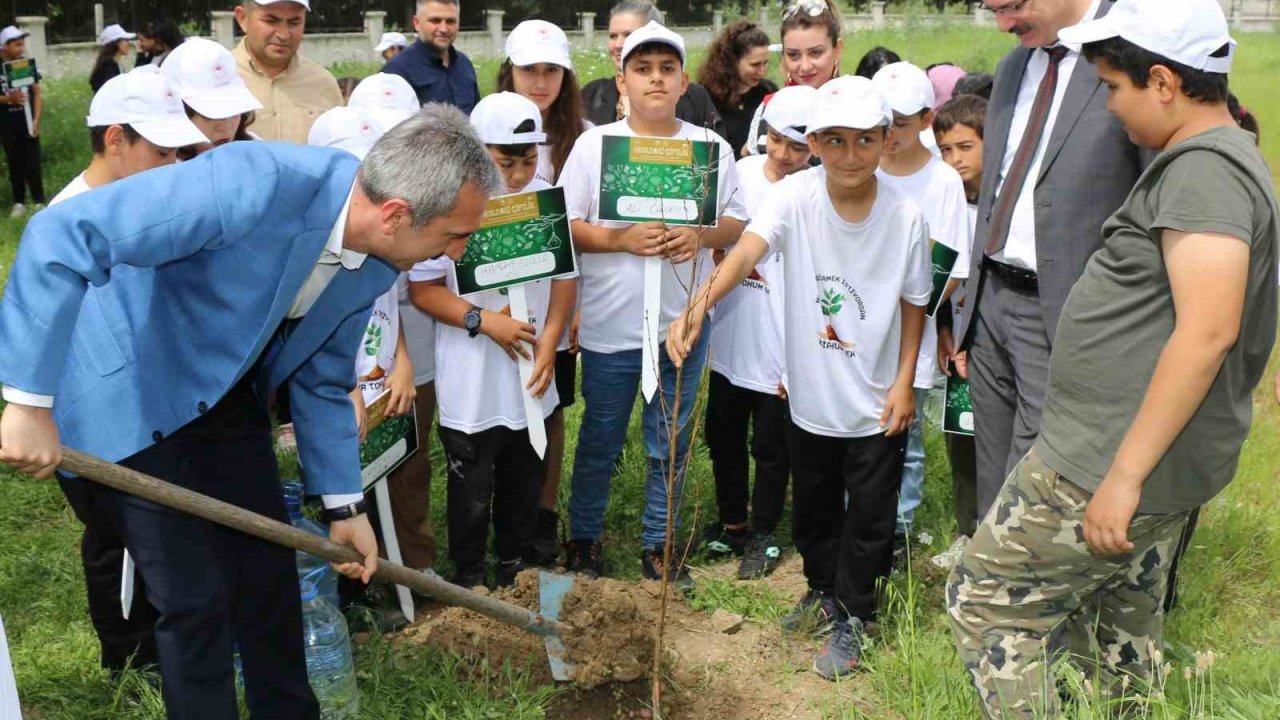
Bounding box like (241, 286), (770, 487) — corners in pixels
(954, 0), (1146, 520)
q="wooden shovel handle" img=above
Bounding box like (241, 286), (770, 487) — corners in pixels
(59, 447), (569, 637)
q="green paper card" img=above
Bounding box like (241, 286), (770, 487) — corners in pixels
(2, 58), (35, 89)
(598, 135), (720, 226)
(943, 370), (975, 437)
(926, 240), (961, 318)
(452, 187), (577, 296)
(359, 390), (420, 489)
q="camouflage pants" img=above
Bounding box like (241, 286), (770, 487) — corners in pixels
(946, 449), (1189, 719)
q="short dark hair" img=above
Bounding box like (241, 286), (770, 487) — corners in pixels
(933, 94), (988, 139)
(1082, 36), (1230, 104)
(89, 123), (143, 154)
(952, 72), (994, 101)
(622, 41), (683, 71)
(855, 46), (900, 79)
(488, 143), (538, 158)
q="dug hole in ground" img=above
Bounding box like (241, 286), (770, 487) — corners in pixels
(396, 556), (876, 719)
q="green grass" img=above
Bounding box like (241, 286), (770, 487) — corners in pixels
(1, 25), (1279, 719)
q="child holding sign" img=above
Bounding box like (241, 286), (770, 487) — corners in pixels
(871, 61), (972, 549)
(668, 76), (929, 678)
(558, 22), (746, 583)
(410, 93), (576, 589)
(0, 26), (44, 217)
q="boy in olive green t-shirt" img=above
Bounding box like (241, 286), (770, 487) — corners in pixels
(947, 0), (1280, 717)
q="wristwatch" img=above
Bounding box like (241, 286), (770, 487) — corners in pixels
(322, 498), (369, 523)
(463, 304), (483, 338)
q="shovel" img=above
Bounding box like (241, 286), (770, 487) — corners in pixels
(57, 447), (580, 681)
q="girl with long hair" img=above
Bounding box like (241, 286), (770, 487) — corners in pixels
(698, 20), (776, 158)
(496, 20), (587, 185)
(89, 25), (136, 94)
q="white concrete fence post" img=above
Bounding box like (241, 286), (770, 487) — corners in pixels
(872, 1), (887, 28)
(485, 9), (505, 57)
(15, 16), (47, 70)
(364, 10), (386, 51)
(973, 4), (993, 26)
(94, 4), (104, 38)
(579, 11), (596, 47)
(713, 9), (724, 35)
(210, 10), (237, 49)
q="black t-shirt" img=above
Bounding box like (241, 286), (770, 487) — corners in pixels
(716, 80), (777, 158)
(90, 59), (121, 93)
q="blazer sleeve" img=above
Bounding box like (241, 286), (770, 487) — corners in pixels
(0, 145), (283, 397)
(286, 303), (374, 496)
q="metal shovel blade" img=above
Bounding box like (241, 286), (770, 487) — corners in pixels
(538, 570), (578, 681)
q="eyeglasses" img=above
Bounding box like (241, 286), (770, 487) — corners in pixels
(783, 0), (829, 22)
(978, 0), (1032, 16)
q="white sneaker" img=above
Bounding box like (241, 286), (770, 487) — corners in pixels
(9, 203), (25, 218)
(930, 535), (970, 570)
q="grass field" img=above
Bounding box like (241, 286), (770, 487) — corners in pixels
(1, 25), (1279, 719)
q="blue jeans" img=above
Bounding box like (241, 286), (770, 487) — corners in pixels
(568, 332), (709, 549)
(896, 387), (929, 536)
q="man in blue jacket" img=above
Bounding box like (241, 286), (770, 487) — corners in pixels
(0, 104), (499, 720)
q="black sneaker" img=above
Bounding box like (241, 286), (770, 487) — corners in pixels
(641, 547), (694, 593)
(780, 589), (840, 635)
(495, 558), (529, 588)
(566, 538), (604, 578)
(700, 521), (750, 557)
(531, 508), (564, 567)
(813, 617), (865, 680)
(451, 564), (487, 590)
(737, 532), (781, 580)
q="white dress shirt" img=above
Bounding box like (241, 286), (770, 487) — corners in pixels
(2, 185), (368, 510)
(990, 0), (1102, 271)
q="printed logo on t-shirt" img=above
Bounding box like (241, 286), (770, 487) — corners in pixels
(360, 313), (389, 382)
(815, 275), (863, 357)
(713, 249), (768, 292)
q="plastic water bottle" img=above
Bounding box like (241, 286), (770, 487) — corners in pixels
(300, 569), (359, 719)
(282, 481), (340, 609)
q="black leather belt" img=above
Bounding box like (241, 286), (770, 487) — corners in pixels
(983, 256), (1038, 292)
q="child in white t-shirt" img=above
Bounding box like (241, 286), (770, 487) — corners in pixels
(557, 23), (748, 583)
(872, 61), (973, 545)
(930, 93), (989, 569)
(408, 93), (576, 589)
(668, 76), (929, 679)
(50, 68), (209, 678)
(702, 85), (816, 579)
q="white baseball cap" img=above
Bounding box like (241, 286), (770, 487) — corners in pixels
(349, 73), (419, 115)
(506, 20), (572, 71)
(252, 0), (311, 9)
(1059, 0), (1235, 74)
(470, 92), (547, 145)
(373, 31), (407, 53)
(806, 75), (894, 135)
(86, 70), (209, 149)
(98, 24), (136, 45)
(0, 26), (29, 45)
(872, 62), (936, 116)
(620, 21), (686, 67)
(162, 37), (262, 120)
(763, 85), (818, 144)
(308, 106), (385, 160)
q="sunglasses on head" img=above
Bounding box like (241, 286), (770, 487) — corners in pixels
(783, 0), (830, 22)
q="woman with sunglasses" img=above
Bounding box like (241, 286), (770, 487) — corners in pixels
(742, 0), (844, 155)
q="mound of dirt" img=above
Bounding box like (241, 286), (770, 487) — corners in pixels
(398, 557), (866, 719)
